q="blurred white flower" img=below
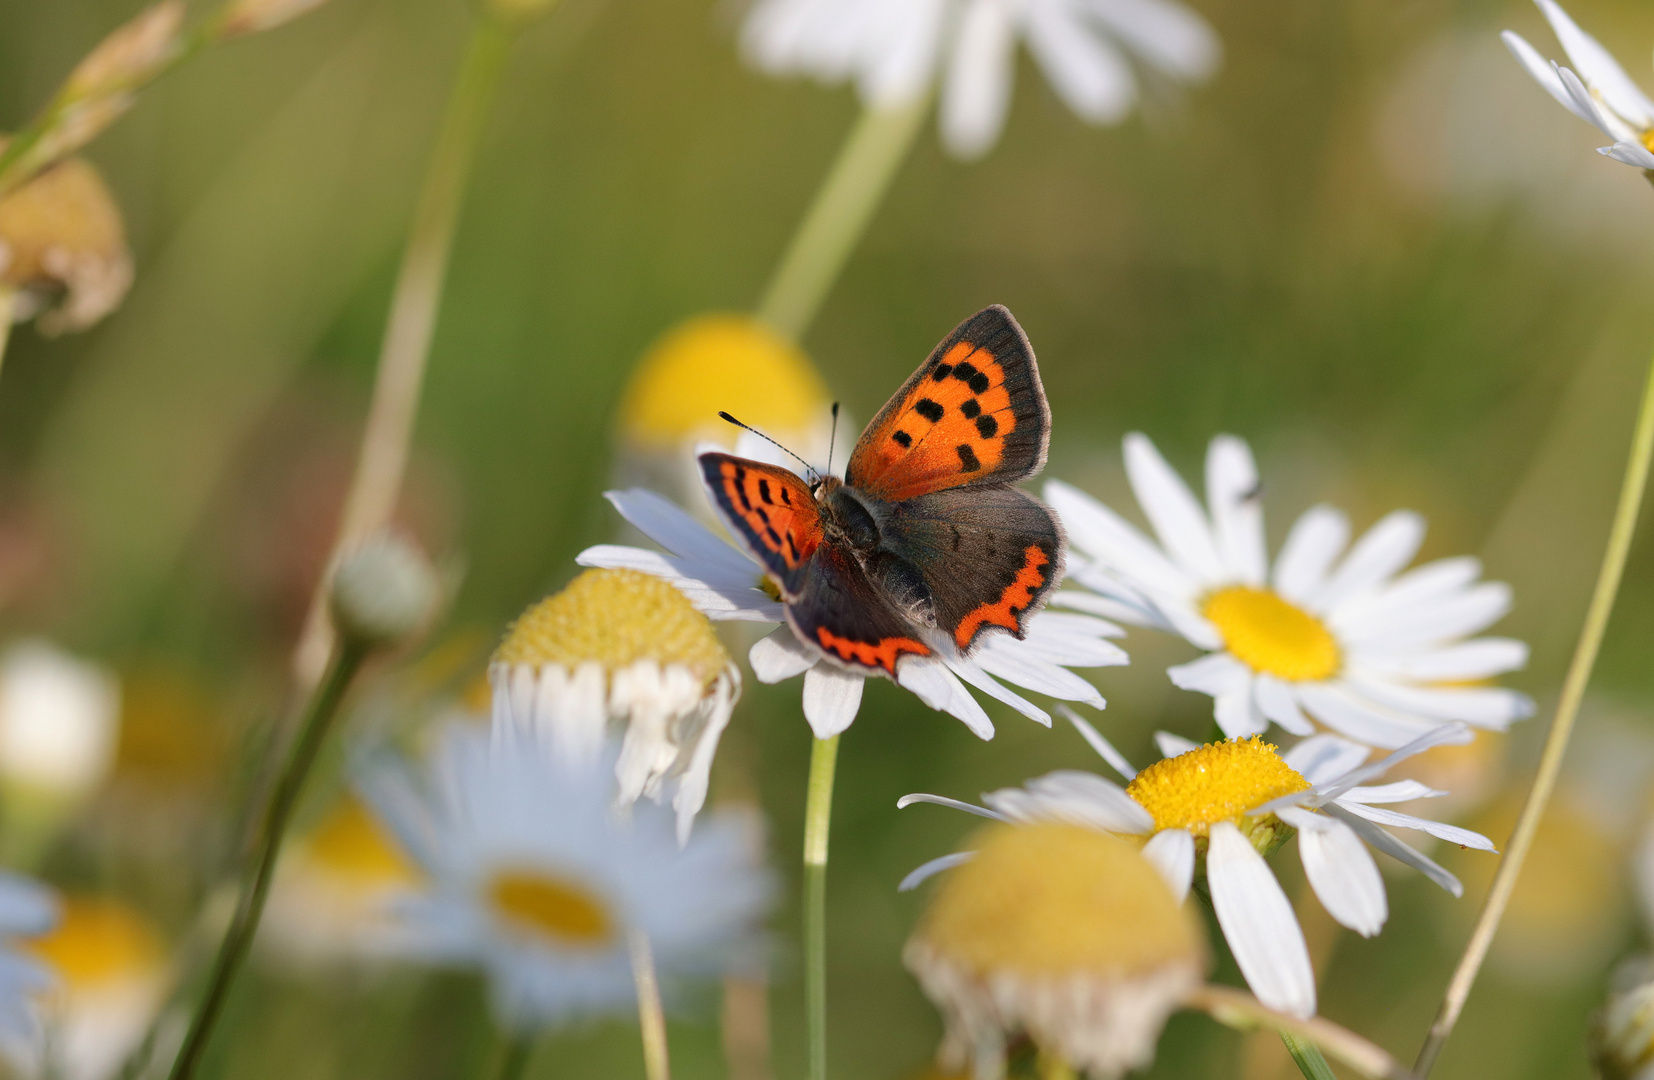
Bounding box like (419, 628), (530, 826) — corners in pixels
(361, 725), (772, 1031)
(1048, 434), (1533, 749)
(0, 641), (119, 803)
(1503, 0), (1654, 169)
(741, 0), (1222, 158)
(901, 716), (1491, 1017)
(0, 874), (55, 1060)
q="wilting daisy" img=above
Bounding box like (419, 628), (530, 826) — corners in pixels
(577, 485), (1126, 742)
(0, 158), (133, 335)
(1503, 0), (1654, 170)
(900, 715), (1492, 1016)
(742, 0), (1222, 159)
(360, 725), (770, 1030)
(1047, 434), (1532, 748)
(490, 567), (741, 844)
(905, 822), (1205, 1079)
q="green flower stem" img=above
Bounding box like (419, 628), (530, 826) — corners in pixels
(165, 639), (369, 1080)
(292, 12), (517, 686)
(755, 97), (929, 341)
(1413, 346), (1654, 1077)
(0, 288), (15, 389)
(802, 733), (840, 1080)
(494, 1035), (536, 1080)
(1281, 1033), (1337, 1080)
(630, 930), (672, 1080)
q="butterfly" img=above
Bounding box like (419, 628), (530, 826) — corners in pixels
(700, 305), (1064, 679)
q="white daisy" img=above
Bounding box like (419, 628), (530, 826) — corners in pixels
(360, 725), (771, 1031)
(1503, 0), (1654, 170)
(577, 474), (1127, 742)
(1047, 434), (1534, 749)
(741, 0), (1222, 159)
(0, 873), (56, 1061)
(899, 713), (1494, 1017)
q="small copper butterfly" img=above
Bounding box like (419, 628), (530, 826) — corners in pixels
(700, 306), (1064, 677)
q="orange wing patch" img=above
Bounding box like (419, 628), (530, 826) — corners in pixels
(700, 453), (823, 595)
(952, 544), (1051, 650)
(814, 626), (931, 676)
(852, 342), (1017, 501)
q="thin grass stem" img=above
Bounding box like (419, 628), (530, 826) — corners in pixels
(1412, 347), (1654, 1076)
(803, 733), (840, 1080)
(0, 288), (15, 388)
(1190, 985), (1415, 1080)
(631, 930), (672, 1080)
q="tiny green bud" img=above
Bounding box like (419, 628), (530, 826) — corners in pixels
(328, 532), (438, 650)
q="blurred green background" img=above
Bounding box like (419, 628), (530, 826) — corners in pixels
(5, 0), (1654, 1077)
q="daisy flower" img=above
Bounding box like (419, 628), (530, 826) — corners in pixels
(741, 0), (1222, 159)
(1503, 0), (1654, 170)
(899, 714), (1493, 1017)
(0, 873), (56, 1060)
(360, 724), (771, 1031)
(1046, 434), (1533, 749)
(577, 456), (1128, 743)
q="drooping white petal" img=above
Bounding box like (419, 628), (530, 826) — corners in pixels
(1342, 677), (1533, 730)
(898, 851), (977, 892)
(1338, 780), (1444, 804)
(1310, 510), (1425, 612)
(943, 654), (1050, 724)
(749, 627), (818, 683)
(1155, 730), (1200, 758)
(1602, 141), (1654, 168)
(1311, 721), (1472, 801)
(1272, 506), (1349, 604)
(1123, 433), (1228, 586)
(1084, 0), (1221, 81)
(1555, 63), (1639, 140)
(1280, 733), (1370, 787)
(983, 770), (1155, 833)
(1279, 807), (1387, 937)
(1045, 479), (1200, 601)
(1335, 801), (1498, 851)
(1254, 675), (1314, 736)
(941, 0), (1017, 159)
(1501, 30), (1611, 130)
(973, 635), (1106, 707)
(801, 665), (864, 739)
(1294, 683), (1438, 749)
(1025, 2), (1137, 125)
(1202, 435), (1267, 585)
(898, 659), (995, 739)
(1322, 803), (1463, 896)
(1536, 0), (1654, 129)
(1141, 827), (1195, 901)
(1060, 705), (1137, 780)
(1207, 821), (1316, 1018)
(1356, 638), (1528, 682)
(897, 793), (1010, 821)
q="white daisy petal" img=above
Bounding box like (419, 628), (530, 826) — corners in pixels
(898, 851), (977, 892)
(897, 793), (1009, 822)
(1339, 583), (1513, 651)
(1048, 586), (1159, 626)
(1271, 506), (1349, 604)
(972, 636), (1106, 707)
(576, 545), (785, 622)
(1323, 803), (1463, 896)
(898, 659), (996, 739)
(1168, 651), (1251, 696)
(1294, 683), (1438, 749)
(1084, 0), (1221, 81)
(605, 489), (758, 578)
(1502, 30), (1611, 130)
(1060, 705), (1137, 780)
(1357, 638), (1528, 681)
(1124, 433), (1228, 585)
(1018, 612), (1132, 666)
(1338, 781), (1444, 804)
(1215, 687), (1268, 738)
(1155, 731), (1201, 758)
(1602, 141), (1654, 168)
(1280, 733), (1369, 787)
(1206, 821), (1316, 1018)
(1279, 808), (1387, 938)
(1310, 510), (1425, 611)
(1536, 0), (1654, 129)
(1343, 678), (1533, 729)
(801, 665), (865, 739)
(1330, 556), (1482, 631)
(1204, 435), (1267, 585)
(1045, 479), (1200, 602)
(1254, 675), (1314, 736)
(1140, 827), (1195, 901)
(943, 654), (1051, 725)
(1025, 3), (1137, 125)
(860, 0), (947, 105)
(1335, 801), (1498, 851)
(984, 771), (1156, 833)
(749, 627), (819, 683)
(1312, 722), (1472, 801)
(941, 0), (1017, 159)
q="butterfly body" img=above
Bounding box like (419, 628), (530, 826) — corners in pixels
(702, 306), (1064, 679)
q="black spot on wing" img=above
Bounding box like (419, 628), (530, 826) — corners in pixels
(960, 399), (981, 419)
(957, 444), (981, 472)
(915, 398), (945, 423)
(932, 364), (953, 381)
(892, 430), (912, 448)
(975, 415), (998, 439)
(758, 479), (774, 505)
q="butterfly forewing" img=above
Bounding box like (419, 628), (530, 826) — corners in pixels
(699, 453), (823, 598)
(846, 306), (1048, 502)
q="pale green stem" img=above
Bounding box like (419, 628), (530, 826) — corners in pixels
(165, 639), (369, 1080)
(0, 289), (15, 386)
(1191, 986), (1415, 1080)
(1281, 1033), (1337, 1080)
(631, 930), (672, 1080)
(291, 13), (518, 686)
(1413, 347), (1654, 1076)
(755, 98), (929, 341)
(803, 734), (840, 1080)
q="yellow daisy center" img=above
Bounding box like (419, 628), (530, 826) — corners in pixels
(23, 896), (165, 991)
(495, 568), (729, 687)
(1125, 737), (1311, 837)
(487, 868), (615, 948)
(1203, 586), (1340, 682)
(304, 797), (418, 889)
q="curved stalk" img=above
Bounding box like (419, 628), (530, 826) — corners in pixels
(803, 733), (840, 1080)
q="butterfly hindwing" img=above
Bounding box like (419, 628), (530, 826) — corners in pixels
(874, 486), (1063, 651)
(846, 305), (1049, 502)
(787, 541), (932, 677)
(699, 453), (823, 598)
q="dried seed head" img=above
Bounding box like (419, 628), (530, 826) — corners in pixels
(328, 532), (440, 650)
(216, 0), (331, 39)
(65, 2), (185, 101)
(0, 157), (133, 334)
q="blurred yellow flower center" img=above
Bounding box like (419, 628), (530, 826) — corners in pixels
(23, 897), (165, 990)
(305, 797), (418, 888)
(1203, 586), (1340, 682)
(918, 823), (1203, 977)
(1126, 737), (1310, 837)
(487, 868), (614, 947)
(619, 313), (829, 448)
(495, 568), (728, 687)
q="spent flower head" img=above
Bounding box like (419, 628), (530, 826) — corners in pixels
(1048, 434), (1532, 749)
(491, 567), (740, 843)
(905, 822), (1205, 1079)
(328, 531), (440, 650)
(0, 158), (133, 335)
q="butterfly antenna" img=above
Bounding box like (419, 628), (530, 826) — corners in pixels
(718, 412), (820, 484)
(825, 402), (841, 476)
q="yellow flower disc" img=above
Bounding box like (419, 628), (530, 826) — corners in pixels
(495, 569), (729, 687)
(305, 796), (418, 888)
(917, 823), (1204, 978)
(1126, 737), (1310, 837)
(23, 896), (165, 990)
(618, 313), (829, 449)
(1203, 586), (1340, 682)
(488, 868), (614, 948)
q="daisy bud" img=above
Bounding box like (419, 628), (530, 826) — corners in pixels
(0, 157), (133, 335)
(328, 532), (439, 651)
(64, 2), (185, 103)
(215, 0), (331, 39)
(904, 823), (1207, 1080)
(492, 568), (739, 844)
(1594, 957), (1654, 1080)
